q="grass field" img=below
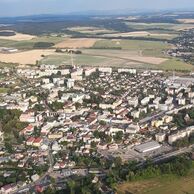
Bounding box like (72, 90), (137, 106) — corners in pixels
(67, 26), (115, 35)
(160, 58), (194, 71)
(93, 39), (171, 57)
(0, 49), (56, 65)
(0, 88), (9, 93)
(40, 53), (110, 66)
(101, 31), (177, 40)
(0, 36), (64, 49)
(116, 173), (194, 194)
(40, 52), (152, 68)
(0, 31), (35, 41)
(125, 22), (194, 31)
(54, 38), (98, 49)
(0, 34), (192, 71)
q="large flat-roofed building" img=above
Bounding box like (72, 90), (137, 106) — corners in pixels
(134, 141), (161, 153)
(166, 76), (194, 87)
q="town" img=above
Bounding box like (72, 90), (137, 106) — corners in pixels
(1, 63), (194, 193)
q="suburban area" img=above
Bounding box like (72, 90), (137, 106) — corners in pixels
(1, 6), (194, 194)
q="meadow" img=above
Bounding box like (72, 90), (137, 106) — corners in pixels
(116, 173), (194, 194)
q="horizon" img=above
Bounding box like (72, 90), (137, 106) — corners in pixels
(1, 0), (194, 17)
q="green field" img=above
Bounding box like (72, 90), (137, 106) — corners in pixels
(93, 39), (171, 57)
(117, 173), (194, 194)
(40, 53), (110, 66)
(0, 88), (9, 93)
(0, 36), (64, 49)
(39, 45), (193, 71)
(0, 33), (192, 71)
(125, 22), (194, 32)
(160, 58), (194, 71)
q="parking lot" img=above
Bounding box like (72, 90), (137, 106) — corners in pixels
(98, 144), (173, 162)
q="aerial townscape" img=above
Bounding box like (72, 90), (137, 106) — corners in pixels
(2, 1), (194, 194)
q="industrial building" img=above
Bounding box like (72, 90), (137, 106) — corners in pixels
(134, 141), (161, 153)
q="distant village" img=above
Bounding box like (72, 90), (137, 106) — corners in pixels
(1, 63), (194, 193)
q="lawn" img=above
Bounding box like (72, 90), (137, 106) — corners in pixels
(117, 173), (194, 194)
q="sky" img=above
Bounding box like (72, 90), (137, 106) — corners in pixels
(0, 0), (194, 17)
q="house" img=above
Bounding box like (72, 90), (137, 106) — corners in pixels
(67, 79), (75, 89)
(19, 112), (35, 123)
(118, 68), (136, 74)
(168, 126), (194, 144)
(151, 120), (163, 128)
(48, 132), (63, 140)
(33, 137), (43, 147)
(84, 68), (96, 76)
(141, 97), (150, 106)
(131, 110), (140, 119)
(162, 115), (173, 123)
(155, 133), (166, 142)
(127, 97), (139, 107)
(98, 67), (112, 74)
(108, 143), (118, 150)
(0, 184), (17, 194)
(126, 123), (140, 134)
(26, 137), (35, 146)
(20, 124), (34, 136)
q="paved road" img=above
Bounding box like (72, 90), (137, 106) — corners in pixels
(137, 145), (193, 168)
(139, 104), (194, 125)
(13, 144), (193, 193)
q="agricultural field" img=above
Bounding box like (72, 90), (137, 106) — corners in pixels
(40, 53), (108, 66)
(0, 36), (64, 49)
(93, 39), (171, 58)
(0, 31), (35, 41)
(0, 49), (56, 65)
(83, 49), (167, 65)
(177, 19), (194, 24)
(0, 37), (189, 71)
(125, 22), (194, 31)
(160, 58), (194, 71)
(54, 38), (98, 49)
(40, 52), (149, 69)
(67, 26), (115, 35)
(0, 13), (193, 71)
(93, 39), (170, 51)
(116, 174), (194, 194)
(101, 31), (177, 40)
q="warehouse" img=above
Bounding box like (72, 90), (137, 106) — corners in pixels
(134, 141), (161, 153)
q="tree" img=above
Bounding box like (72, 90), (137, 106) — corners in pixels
(67, 180), (76, 194)
(99, 120), (106, 126)
(91, 141), (97, 149)
(4, 142), (14, 153)
(113, 131), (123, 142)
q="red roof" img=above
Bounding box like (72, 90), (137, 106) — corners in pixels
(35, 185), (44, 193)
(27, 137), (35, 143)
(26, 125), (34, 131)
(34, 137), (43, 143)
